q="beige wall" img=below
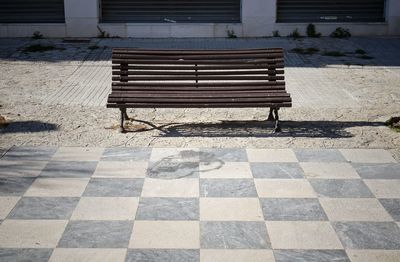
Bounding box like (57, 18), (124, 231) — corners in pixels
(0, 0), (399, 37)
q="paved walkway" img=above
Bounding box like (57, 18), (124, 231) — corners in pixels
(1, 147), (400, 261)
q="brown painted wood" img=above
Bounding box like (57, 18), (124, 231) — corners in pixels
(112, 70), (284, 76)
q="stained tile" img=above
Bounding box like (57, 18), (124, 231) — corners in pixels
(52, 147), (104, 161)
(333, 222), (400, 249)
(320, 198), (392, 221)
(147, 161), (199, 179)
(0, 176), (35, 196)
(101, 147), (152, 161)
(40, 161), (97, 178)
(199, 162), (252, 179)
(93, 161), (147, 178)
(340, 149), (396, 163)
(141, 178), (199, 197)
(136, 197), (198, 220)
(71, 197), (138, 220)
(247, 149), (297, 162)
(49, 248), (127, 262)
(255, 179), (315, 198)
(0, 220), (68, 248)
(200, 249), (274, 262)
(294, 149), (346, 162)
(126, 249), (199, 262)
(200, 179), (257, 197)
(200, 198), (263, 221)
(274, 250), (350, 262)
(58, 220), (133, 248)
(300, 162), (359, 179)
(250, 163), (304, 179)
(0, 248), (53, 262)
(25, 178), (89, 197)
(0, 160), (47, 177)
(83, 178), (144, 197)
(364, 179), (400, 198)
(9, 197), (79, 219)
(150, 148), (200, 162)
(353, 163), (400, 179)
(260, 198), (327, 221)
(199, 148), (248, 162)
(346, 250), (400, 262)
(200, 221), (270, 249)
(0, 197), (20, 219)
(379, 199), (400, 221)
(266, 221), (342, 249)
(309, 179), (374, 198)
(2, 147), (57, 161)
(129, 221), (199, 249)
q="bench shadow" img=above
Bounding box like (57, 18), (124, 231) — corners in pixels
(128, 120), (385, 138)
(0, 121), (58, 133)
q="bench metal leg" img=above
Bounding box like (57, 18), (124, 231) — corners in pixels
(267, 108), (274, 121)
(273, 108), (282, 133)
(119, 108), (125, 133)
(122, 108), (129, 120)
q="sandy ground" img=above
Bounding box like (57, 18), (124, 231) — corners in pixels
(0, 38), (399, 159)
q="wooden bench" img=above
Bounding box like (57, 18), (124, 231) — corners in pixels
(107, 48), (292, 133)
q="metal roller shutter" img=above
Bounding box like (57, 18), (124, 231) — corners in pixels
(100, 0), (241, 23)
(0, 0), (65, 23)
(277, 0), (386, 23)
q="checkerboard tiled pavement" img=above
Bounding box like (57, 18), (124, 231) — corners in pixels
(1, 147), (400, 262)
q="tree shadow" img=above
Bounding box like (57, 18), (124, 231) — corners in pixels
(0, 121), (58, 133)
(127, 120), (385, 138)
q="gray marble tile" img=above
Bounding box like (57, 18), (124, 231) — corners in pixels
(147, 161), (199, 179)
(199, 148), (248, 162)
(8, 197), (79, 219)
(201, 221), (270, 249)
(126, 249), (199, 262)
(333, 222), (400, 249)
(2, 147), (57, 161)
(0, 176), (35, 196)
(58, 220), (133, 248)
(309, 179), (374, 198)
(274, 250), (350, 262)
(260, 198), (327, 221)
(200, 179), (257, 197)
(136, 198), (198, 220)
(353, 163), (400, 179)
(101, 147), (152, 161)
(251, 163), (304, 179)
(294, 149), (346, 162)
(83, 178), (144, 197)
(379, 199), (400, 221)
(40, 161), (97, 178)
(0, 248), (53, 262)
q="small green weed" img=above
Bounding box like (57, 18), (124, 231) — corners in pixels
(330, 27), (351, 38)
(288, 28), (301, 39)
(32, 31), (43, 39)
(306, 24), (321, 37)
(227, 29), (237, 38)
(385, 117), (400, 132)
(272, 30), (280, 37)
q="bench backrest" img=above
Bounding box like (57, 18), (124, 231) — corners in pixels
(111, 48), (285, 92)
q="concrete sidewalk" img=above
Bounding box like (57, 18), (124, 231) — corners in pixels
(0, 146), (400, 261)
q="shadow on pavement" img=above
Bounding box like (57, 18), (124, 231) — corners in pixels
(0, 121), (58, 133)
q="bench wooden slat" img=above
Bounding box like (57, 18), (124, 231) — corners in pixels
(112, 64), (285, 70)
(107, 102), (292, 108)
(112, 48), (283, 55)
(112, 70), (284, 76)
(109, 92), (290, 98)
(112, 76), (285, 81)
(112, 58), (284, 65)
(112, 81), (285, 87)
(112, 53), (283, 60)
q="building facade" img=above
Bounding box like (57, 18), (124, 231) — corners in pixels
(0, 0), (399, 38)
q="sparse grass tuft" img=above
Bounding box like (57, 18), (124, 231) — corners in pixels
(288, 28), (301, 39)
(272, 30), (280, 37)
(386, 117), (400, 132)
